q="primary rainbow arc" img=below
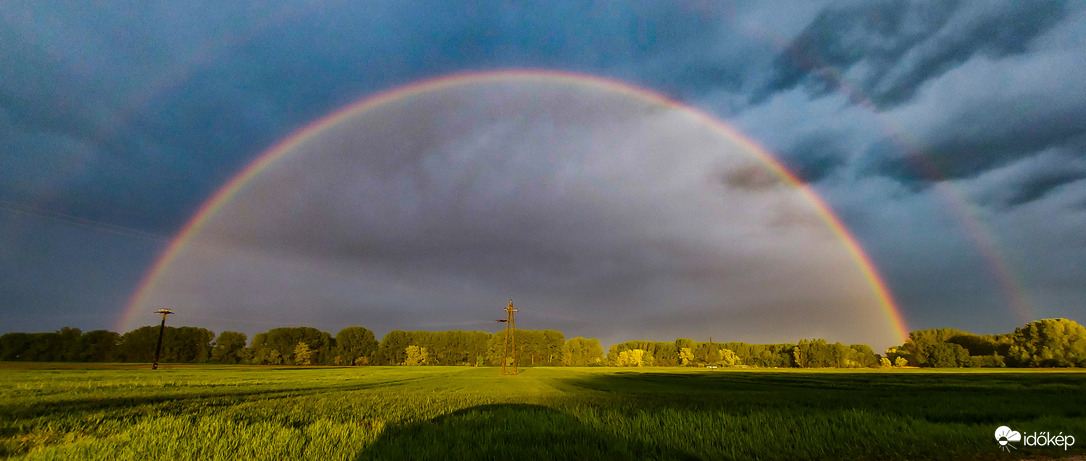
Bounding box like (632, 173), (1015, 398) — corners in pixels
(121, 69), (910, 344)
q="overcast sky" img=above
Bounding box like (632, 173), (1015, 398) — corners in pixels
(2, 1), (1084, 350)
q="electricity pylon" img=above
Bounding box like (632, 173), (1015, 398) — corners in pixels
(498, 300), (518, 375)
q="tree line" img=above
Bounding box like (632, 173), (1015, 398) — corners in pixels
(1, 318), (1082, 368)
(0, 325), (603, 367)
(606, 338), (879, 368)
(885, 318), (1086, 368)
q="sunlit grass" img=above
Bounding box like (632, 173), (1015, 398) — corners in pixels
(2, 365), (1083, 460)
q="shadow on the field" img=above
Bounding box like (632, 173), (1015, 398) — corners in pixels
(355, 403), (699, 461)
(556, 369), (1086, 424)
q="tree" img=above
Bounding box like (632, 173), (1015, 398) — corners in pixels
(848, 344), (879, 368)
(116, 326), (214, 363)
(606, 344), (623, 366)
(898, 328), (972, 367)
(211, 331), (247, 364)
(679, 347), (695, 366)
(161, 327), (215, 363)
(253, 348), (282, 365)
(808, 340), (833, 367)
(403, 345), (428, 366)
(880, 357), (892, 367)
(617, 350), (634, 367)
(378, 331), (412, 365)
(335, 327), (378, 366)
(117, 326), (160, 362)
(640, 349), (655, 367)
(563, 337), (604, 366)
(612, 349), (651, 367)
(718, 348), (740, 367)
(508, 330), (565, 366)
(251, 327), (334, 365)
(792, 340), (810, 368)
(708, 348), (723, 366)
(294, 342), (313, 365)
(970, 354), (1006, 368)
(1008, 318), (1086, 367)
(79, 330), (120, 362)
(541, 330), (566, 365)
(0, 333), (41, 361)
(884, 346), (910, 367)
(922, 342), (971, 367)
(54, 327), (83, 361)
(486, 329), (563, 367)
(894, 356), (909, 367)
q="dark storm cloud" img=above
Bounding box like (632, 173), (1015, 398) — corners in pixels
(4, 0), (1086, 344)
(998, 166), (1085, 208)
(863, 40), (1086, 185)
(963, 150), (1086, 209)
(756, 0), (1068, 108)
(0, 2), (282, 233)
(0, 1), (749, 237)
(873, 107), (1086, 185)
(3, 1), (1076, 239)
(777, 132), (849, 183)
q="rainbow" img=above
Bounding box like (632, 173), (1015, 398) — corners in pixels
(120, 69), (910, 344)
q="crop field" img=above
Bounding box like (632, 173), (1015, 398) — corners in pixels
(2, 364), (1084, 460)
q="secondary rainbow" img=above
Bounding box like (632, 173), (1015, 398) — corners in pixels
(750, 25), (1036, 325)
(121, 69), (910, 343)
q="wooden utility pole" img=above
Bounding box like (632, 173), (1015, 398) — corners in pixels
(151, 309), (173, 370)
(500, 300), (518, 375)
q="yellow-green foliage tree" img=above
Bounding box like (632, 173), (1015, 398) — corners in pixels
(887, 320), (1086, 368)
(679, 347), (695, 366)
(607, 341), (677, 366)
(1008, 318), (1086, 367)
(719, 348), (740, 367)
(402, 345), (429, 366)
(611, 348), (652, 367)
(293, 342), (312, 365)
(884, 346), (908, 365)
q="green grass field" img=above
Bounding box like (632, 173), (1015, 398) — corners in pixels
(2, 364), (1084, 460)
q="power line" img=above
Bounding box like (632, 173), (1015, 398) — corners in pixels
(0, 199), (170, 244)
